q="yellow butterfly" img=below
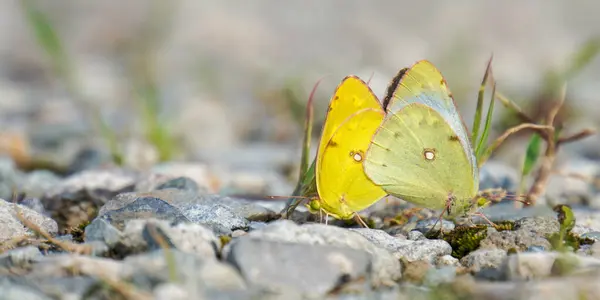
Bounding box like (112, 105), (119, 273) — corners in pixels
(307, 76), (387, 226)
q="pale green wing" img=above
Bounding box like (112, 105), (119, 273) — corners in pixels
(364, 103), (477, 215)
(384, 60), (478, 188)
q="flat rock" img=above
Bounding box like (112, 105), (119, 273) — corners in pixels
(0, 198), (58, 244)
(350, 228), (452, 263)
(123, 249), (246, 292)
(226, 220), (402, 287)
(479, 226), (553, 252)
(0, 246), (42, 268)
(43, 169), (138, 198)
(0, 276), (52, 300)
(85, 218), (220, 258)
(225, 238), (370, 297)
(98, 189), (277, 234)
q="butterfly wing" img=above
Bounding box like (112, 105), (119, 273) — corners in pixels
(364, 103), (477, 213)
(364, 61), (478, 215)
(316, 76), (387, 219)
(383, 60), (478, 185)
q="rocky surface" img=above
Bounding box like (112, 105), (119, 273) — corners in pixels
(0, 156), (598, 300)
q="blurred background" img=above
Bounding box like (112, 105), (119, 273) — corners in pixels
(0, 0), (599, 197)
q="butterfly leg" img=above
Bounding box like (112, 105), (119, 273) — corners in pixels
(319, 208), (323, 224)
(472, 211), (497, 228)
(426, 206), (450, 238)
(426, 196), (453, 238)
(354, 213), (369, 228)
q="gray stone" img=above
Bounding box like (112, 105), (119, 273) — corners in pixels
(225, 238), (370, 297)
(0, 198), (58, 244)
(500, 252), (600, 280)
(526, 245), (546, 253)
(407, 230), (425, 241)
(99, 196), (191, 230)
(28, 276), (99, 300)
(514, 216), (560, 237)
(218, 169), (294, 197)
(100, 190), (276, 234)
(124, 249), (246, 292)
(351, 228), (452, 264)
(572, 225), (596, 237)
(414, 218), (455, 233)
(0, 157), (21, 201)
(182, 203), (249, 235)
(44, 169), (138, 199)
(18, 198), (46, 216)
(0, 276), (52, 300)
(19, 170), (61, 199)
(149, 162), (215, 192)
(86, 218), (219, 258)
(479, 161), (520, 191)
(31, 254), (124, 281)
(423, 266), (457, 286)
(501, 252), (559, 280)
(473, 203), (556, 223)
(447, 271), (600, 300)
(84, 240), (111, 257)
(0, 246), (42, 268)
(154, 283), (192, 300)
(229, 220), (401, 287)
(544, 158), (599, 206)
(571, 208), (600, 232)
(155, 176), (201, 192)
(435, 255), (459, 267)
(461, 248), (507, 271)
(67, 147), (114, 175)
(84, 218), (123, 246)
(479, 226), (553, 252)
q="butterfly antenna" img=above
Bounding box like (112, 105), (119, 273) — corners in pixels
(366, 71), (375, 86)
(426, 195), (453, 237)
(268, 195), (311, 200)
(477, 188), (532, 208)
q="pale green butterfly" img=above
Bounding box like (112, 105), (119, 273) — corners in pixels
(363, 60), (483, 223)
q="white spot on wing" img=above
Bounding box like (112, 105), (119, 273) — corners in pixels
(424, 150), (435, 160)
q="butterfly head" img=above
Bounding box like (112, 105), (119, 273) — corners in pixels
(446, 193), (477, 218)
(305, 197), (355, 220)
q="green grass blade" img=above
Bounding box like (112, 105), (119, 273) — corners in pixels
(522, 133), (542, 177)
(475, 81), (496, 161)
(298, 79), (322, 181)
(20, 0), (69, 78)
(283, 79), (322, 217)
(518, 132), (542, 195)
(564, 37), (600, 81)
(299, 159), (317, 197)
(471, 56), (493, 146)
(132, 56), (178, 162)
(20, 0), (124, 165)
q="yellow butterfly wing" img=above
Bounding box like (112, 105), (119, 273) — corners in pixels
(364, 61), (478, 217)
(315, 76), (387, 219)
